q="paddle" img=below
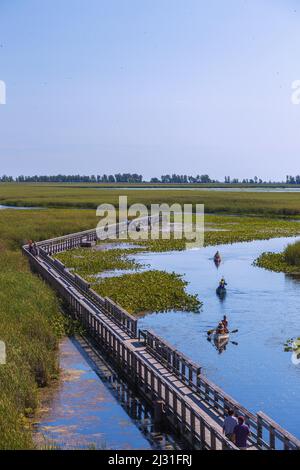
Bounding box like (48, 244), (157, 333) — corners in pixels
(207, 328), (238, 336)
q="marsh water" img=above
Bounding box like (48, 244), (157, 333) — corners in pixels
(34, 338), (181, 450)
(136, 236), (300, 438)
(0, 205), (40, 210)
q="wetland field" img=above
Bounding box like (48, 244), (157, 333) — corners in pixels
(1, 184), (300, 448)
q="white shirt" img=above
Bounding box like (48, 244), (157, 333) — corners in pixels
(223, 415), (238, 435)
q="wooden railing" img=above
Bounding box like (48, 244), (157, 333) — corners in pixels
(37, 247), (137, 337)
(257, 412), (300, 450)
(139, 329), (201, 389)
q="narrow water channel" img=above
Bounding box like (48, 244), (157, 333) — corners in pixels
(136, 236), (300, 438)
(34, 338), (181, 450)
(0, 205), (40, 210)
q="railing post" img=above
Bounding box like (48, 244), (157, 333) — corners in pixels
(214, 390), (219, 410)
(270, 425), (275, 450)
(200, 417), (206, 449)
(154, 400), (164, 426)
(284, 437), (290, 450)
(211, 429), (217, 450)
(257, 414), (263, 448)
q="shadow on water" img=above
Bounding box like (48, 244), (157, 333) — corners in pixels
(70, 336), (184, 450)
(34, 337), (183, 450)
(286, 273), (300, 285)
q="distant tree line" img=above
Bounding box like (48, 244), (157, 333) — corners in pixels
(151, 174), (214, 183)
(0, 173), (143, 183)
(0, 173), (300, 184)
(286, 175), (300, 184)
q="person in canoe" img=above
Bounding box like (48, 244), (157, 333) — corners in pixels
(216, 321), (226, 335)
(221, 315), (229, 333)
(219, 277), (227, 289)
(214, 251), (221, 263)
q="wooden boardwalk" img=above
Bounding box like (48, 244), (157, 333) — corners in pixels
(23, 222), (300, 451)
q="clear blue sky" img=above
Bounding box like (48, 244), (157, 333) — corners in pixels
(0, 0), (300, 180)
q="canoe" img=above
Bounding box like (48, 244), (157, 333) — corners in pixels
(213, 332), (229, 343)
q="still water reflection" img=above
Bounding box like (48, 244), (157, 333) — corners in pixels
(34, 338), (180, 450)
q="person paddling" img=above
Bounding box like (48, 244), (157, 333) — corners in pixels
(216, 321), (225, 335)
(219, 277), (227, 289)
(222, 315), (229, 333)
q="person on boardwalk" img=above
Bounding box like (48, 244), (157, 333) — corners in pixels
(32, 241), (39, 257)
(223, 409), (238, 441)
(28, 239), (33, 253)
(233, 416), (250, 449)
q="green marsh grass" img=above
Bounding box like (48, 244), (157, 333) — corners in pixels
(0, 208), (99, 449)
(255, 240), (300, 274)
(1, 182), (300, 216)
(284, 241), (300, 266)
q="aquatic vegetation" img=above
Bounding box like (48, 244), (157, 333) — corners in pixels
(90, 270), (201, 314)
(254, 241), (300, 274)
(57, 246), (144, 277)
(204, 215), (300, 246)
(57, 244), (201, 314)
(284, 337), (300, 352)
(254, 252), (288, 272)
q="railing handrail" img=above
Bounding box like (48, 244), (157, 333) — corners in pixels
(257, 411), (300, 449)
(33, 214), (160, 248)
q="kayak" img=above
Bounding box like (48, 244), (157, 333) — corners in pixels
(216, 286), (226, 296)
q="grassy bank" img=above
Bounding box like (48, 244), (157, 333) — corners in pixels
(0, 248), (66, 448)
(0, 209), (99, 449)
(1, 182), (300, 216)
(254, 240), (300, 274)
